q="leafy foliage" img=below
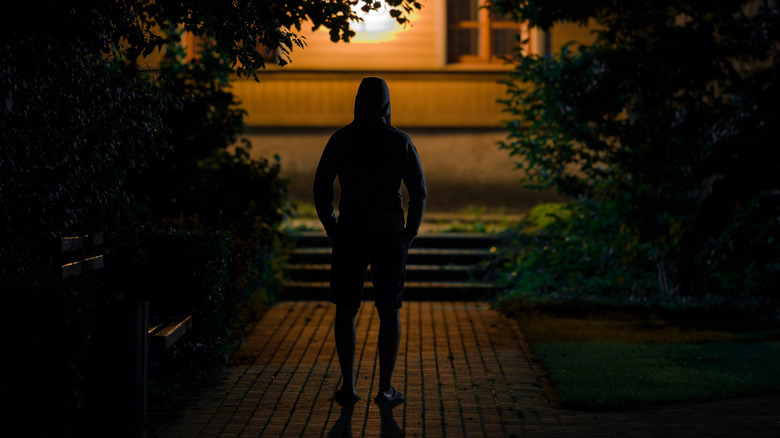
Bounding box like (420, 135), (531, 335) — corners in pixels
(132, 36), (292, 233)
(0, 0), (421, 78)
(491, 0), (780, 315)
(123, 37), (294, 366)
(0, 40), (172, 279)
(1, 0), (423, 268)
(493, 202), (661, 308)
(1, 0), (423, 433)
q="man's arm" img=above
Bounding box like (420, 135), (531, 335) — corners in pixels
(403, 142), (427, 241)
(313, 139), (339, 234)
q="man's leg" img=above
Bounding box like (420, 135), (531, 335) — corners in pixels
(335, 305), (360, 397)
(370, 232), (408, 401)
(376, 306), (401, 395)
(330, 233), (368, 401)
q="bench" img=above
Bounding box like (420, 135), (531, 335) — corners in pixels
(49, 231), (105, 278)
(52, 231), (192, 436)
(51, 231), (194, 348)
(147, 315), (194, 351)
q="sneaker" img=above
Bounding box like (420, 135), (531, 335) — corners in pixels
(334, 388), (360, 404)
(374, 387), (405, 404)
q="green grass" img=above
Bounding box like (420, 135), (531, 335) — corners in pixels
(511, 306), (780, 409)
(535, 341), (780, 409)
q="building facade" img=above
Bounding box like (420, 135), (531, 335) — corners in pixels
(231, 0), (595, 212)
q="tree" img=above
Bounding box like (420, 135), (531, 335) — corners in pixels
(1, 0), (422, 253)
(491, 0), (779, 313)
(1, 0), (424, 282)
(0, 1), (423, 434)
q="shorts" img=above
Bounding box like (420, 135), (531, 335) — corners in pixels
(328, 231), (410, 309)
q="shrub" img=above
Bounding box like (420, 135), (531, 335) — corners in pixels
(116, 40), (293, 403)
(492, 0), (780, 317)
(493, 200), (780, 317)
(494, 202), (672, 310)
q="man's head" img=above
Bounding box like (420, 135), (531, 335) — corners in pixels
(354, 77), (391, 125)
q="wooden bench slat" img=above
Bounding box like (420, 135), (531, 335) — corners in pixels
(61, 236), (84, 252)
(149, 315), (193, 350)
(59, 232), (103, 252)
(83, 254), (104, 271)
(61, 260), (84, 278)
(60, 255), (104, 278)
(55, 232), (105, 278)
(147, 322), (167, 335)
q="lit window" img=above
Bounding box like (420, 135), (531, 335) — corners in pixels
(447, 0), (526, 64)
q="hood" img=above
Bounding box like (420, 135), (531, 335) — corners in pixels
(353, 77), (391, 125)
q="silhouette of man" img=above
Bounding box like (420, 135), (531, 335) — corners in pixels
(314, 77), (427, 405)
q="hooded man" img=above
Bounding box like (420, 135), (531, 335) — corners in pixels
(313, 77), (427, 405)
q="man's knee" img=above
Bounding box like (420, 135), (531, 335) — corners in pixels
(375, 306), (400, 322)
(336, 305), (360, 321)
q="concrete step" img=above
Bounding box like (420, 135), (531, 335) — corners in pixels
(285, 263), (491, 283)
(281, 231), (499, 301)
(289, 231), (500, 249)
(288, 247), (494, 265)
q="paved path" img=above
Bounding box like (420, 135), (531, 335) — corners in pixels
(151, 301), (780, 437)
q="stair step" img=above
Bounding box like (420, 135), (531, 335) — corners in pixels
(289, 247), (494, 265)
(285, 264), (490, 282)
(283, 231), (500, 301)
(289, 231), (500, 250)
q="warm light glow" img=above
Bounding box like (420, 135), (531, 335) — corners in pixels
(351, 4), (404, 43)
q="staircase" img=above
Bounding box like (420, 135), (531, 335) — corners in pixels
(281, 232), (500, 301)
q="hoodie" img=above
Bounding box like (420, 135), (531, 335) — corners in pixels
(313, 77), (427, 237)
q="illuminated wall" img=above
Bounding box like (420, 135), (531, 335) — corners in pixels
(230, 0), (594, 212)
(232, 0), (536, 127)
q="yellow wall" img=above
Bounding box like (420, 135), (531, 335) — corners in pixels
(234, 71), (509, 128)
(233, 0), (525, 129)
(232, 1), (597, 129)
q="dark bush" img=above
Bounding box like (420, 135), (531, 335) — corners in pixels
(116, 38), (293, 404)
(493, 202), (659, 308)
(492, 0), (780, 317)
(493, 201), (780, 318)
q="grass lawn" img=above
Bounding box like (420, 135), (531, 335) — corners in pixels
(510, 305), (780, 409)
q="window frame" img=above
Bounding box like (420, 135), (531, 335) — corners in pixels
(446, 0), (528, 65)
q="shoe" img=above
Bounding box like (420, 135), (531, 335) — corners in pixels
(374, 387), (405, 404)
(334, 388), (360, 404)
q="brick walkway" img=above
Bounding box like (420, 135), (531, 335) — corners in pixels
(152, 301), (780, 437)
